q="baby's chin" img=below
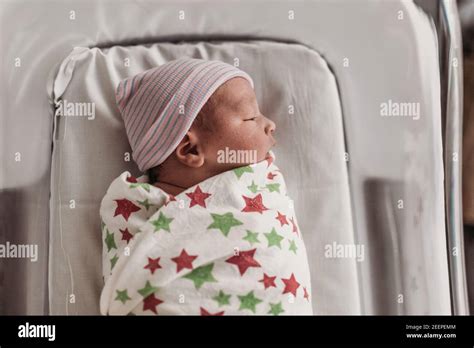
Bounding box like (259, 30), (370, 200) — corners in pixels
(249, 149), (273, 166)
(246, 148), (271, 164)
(259, 150), (272, 162)
(255, 146), (275, 162)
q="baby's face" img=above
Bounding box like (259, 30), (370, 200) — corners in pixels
(198, 77), (276, 171)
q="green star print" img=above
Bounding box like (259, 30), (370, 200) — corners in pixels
(110, 254), (119, 269)
(243, 230), (260, 245)
(238, 291), (262, 313)
(234, 166), (254, 179)
(129, 182), (151, 192)
(105, 229), (117, 252)
(151, 212), (173, 233)
(137, 198), (152, 211)
(183, 263), (217, 289)
(264, 228), (284, 249)
(268, 302), (285, 315)
(138, 281), (158, 297)
(289, 239), (298, 254)
(247, 181), (259, 193)
(266, 183), (280, 193)
(213, 290), (231, 307)
(115, 289), (131, 304)
(207, 212), (243, 237)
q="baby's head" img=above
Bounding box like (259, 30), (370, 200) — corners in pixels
(116, 58), (276, 189)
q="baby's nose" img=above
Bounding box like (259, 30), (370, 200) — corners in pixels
(264, 117), (276, 135)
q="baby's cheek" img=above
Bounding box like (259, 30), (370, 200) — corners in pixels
(224, 130), (248, 147)
(215, 125), (258, 151)
(237, 134), (257, 150)
(245, 131), (266, 149)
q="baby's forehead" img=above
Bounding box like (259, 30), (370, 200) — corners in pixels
(215, 79), (255, 110)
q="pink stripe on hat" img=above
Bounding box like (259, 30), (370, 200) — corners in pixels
(127, 58), (200, 148)
(115, 58), (254, 172)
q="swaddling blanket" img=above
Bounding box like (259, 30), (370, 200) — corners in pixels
(99, 151), (313, 315)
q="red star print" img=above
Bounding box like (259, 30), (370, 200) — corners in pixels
(226, 248), (261, 276)
(267, 172), (277, 180)
(275, 211), (289, 226)
(119, 228), (133, 244)
(282, 273), (300, 297)
(259, 273), (277, 289)
(164, 194), (177, 206)
(241, 194), (268, 214)
(126, 175), (137, 183)
(143, 293), (163, 314)
(303, 286), (310, 301)
(200, 307), (225, 316)
(186, 185), (212, 208)
(144, 257), (162, 274)
(114, 198), (141, 221)
(171, 249), (198, 272)
(289, 217), (299, 237)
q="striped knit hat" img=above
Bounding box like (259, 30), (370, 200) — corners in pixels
(115, 58), (254, 172)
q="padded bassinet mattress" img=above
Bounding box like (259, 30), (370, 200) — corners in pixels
(49, 40), (357, 314)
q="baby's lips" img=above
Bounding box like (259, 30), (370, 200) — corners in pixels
(265, 150), (276, 161)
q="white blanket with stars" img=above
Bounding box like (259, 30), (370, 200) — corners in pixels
(99, 151), (313, 315)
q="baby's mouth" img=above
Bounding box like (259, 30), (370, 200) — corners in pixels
(265, 139), (276, 158)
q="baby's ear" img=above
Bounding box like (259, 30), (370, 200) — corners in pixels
(174, 130), (205, 168)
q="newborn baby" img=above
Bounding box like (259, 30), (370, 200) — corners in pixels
(147, 71), (276, 196)
(100, 58), (313, 315)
